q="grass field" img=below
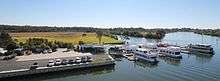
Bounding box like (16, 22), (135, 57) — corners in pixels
(9, 32), (123, 44)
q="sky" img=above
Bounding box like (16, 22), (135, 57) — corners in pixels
(0, 0), (219, 29)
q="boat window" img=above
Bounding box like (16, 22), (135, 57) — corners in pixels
(144, 51), (148, 53)
(175, 52), (180, 55)
(151, 57), (156, 59)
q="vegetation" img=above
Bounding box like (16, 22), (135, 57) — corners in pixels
(96, 31), (103, 44)
(10, 32), (123, 45)
(0, 32), (18, 50)
(194, 29), (220, 37)
(0, 25), (97, 32)
(0, 32), (18, 58)
(20, 38), (75, 53)
(0, 25), (167, 39)
(144, 33), (164, 39)
(1, 25), (220, 40)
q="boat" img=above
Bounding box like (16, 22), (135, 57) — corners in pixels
(188, 44), (214, 55)
(133, 48), (158, 63)
(124, 36), (130, 40)
(123, 53), (135, 61)
(157, 46), (182, 58)
(108, 45), (123, 56)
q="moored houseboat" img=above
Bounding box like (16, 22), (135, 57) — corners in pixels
(188, 44), (214, 55)
(133, 48), (158, 63)
(157, 46), (182, 58)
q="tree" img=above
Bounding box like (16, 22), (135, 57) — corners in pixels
(0, 32), (16, 48)
(156, 30), (166, 39)
(6, 43), (18, 51)
(78, 41), (84, 45)
(96, 31), (103, 44)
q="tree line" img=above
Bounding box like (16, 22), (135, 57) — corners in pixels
(0, 24), (220, 38)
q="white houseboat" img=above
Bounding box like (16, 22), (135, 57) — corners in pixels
(188, 44), (214, 55)
(133, 48), (158, 63)
(157, 46), (182, 58)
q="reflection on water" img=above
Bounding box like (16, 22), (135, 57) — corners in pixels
(134, 60), (158, 68)
(159, 57), (181, 66)
(186, 53), (213, 64)
(110, 55), (123, 61)
(1, 65), (115, 81)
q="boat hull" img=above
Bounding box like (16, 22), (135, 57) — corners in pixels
(135, 56), (159, 63)
(158, 53), (182, 58)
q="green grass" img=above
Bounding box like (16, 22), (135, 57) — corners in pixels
(10, 32), (123, 44)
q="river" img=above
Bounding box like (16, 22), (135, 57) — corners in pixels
(5, 32), (220, 81)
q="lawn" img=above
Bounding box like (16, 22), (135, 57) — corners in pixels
(9, 32), (123, 44)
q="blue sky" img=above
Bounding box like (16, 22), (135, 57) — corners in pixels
(0, 0), (219, 28)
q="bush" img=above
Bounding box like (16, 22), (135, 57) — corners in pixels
(6, 43), (19, 51)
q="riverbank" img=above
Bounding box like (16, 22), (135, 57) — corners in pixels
(194, 30), (220, 37)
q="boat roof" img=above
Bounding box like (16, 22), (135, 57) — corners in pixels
(76, 57), (81, 59)
(195, 44), (211, 46)
(168, 46), (180, 49)
(136, 48), (152, 52)
(158, 46), (180, 51)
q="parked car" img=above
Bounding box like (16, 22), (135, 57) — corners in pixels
(48, 49), (53, 53)
(43, 50), (47, 54)
(47, 60), (55, 67)
(55, 59), (62, 66)
(81, 57), (87, 63)
(62, 49), (71, 52)
(61, 59), (68, 65)
(30, 62), (38, 70)
(68, 59), (75, 64)
(75, 57), (81, 63)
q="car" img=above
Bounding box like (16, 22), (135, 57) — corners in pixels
(55, 59), (62, 66)
(43, 50), (47, 54)
(75, 57), (81, 63)
(81, 57), (87, 63)
(47, 60), (55, 67)
(30, 62), (38, 70)
(61, 59), (68, 65)
(68, 59), (75, 64)
(48, 49), (53, 53)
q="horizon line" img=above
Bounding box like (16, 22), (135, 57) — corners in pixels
(1, 23), (220, 29)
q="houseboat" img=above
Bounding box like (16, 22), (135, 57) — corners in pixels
(108, 45), (123, 56)
(133, 48), (158, 63)
(157, 46), (182, 58)
(123, 53), (135, 61)
(188, 44), (214, 55)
